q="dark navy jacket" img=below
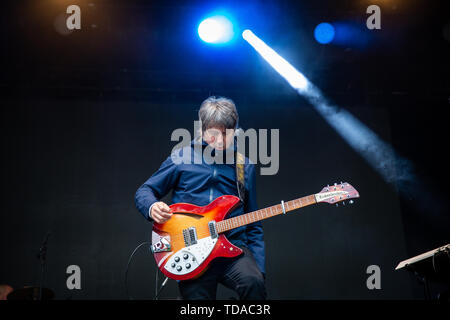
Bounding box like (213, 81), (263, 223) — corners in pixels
(134, 139), (265, 275)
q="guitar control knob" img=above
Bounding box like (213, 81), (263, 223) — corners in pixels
(174, 256), (180, 262)
(185, 263), (191, 269)
(171, 263), (176, 268)
(176, 266), (182, 272)
(183, 254), (188, 260)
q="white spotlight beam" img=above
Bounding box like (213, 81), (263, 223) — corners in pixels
(242, 29), (423, 202)
(306, 86), (412, 186)
(242, 30), (309, 92)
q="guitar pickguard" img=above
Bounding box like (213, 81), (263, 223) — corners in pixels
(164, 236), (217, 276)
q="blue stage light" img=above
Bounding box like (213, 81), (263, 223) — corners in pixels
(198, 15), (234, 44)
(314, 22), (335, 44)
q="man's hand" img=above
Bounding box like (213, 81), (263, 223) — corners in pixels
(150, 201), (172, 224)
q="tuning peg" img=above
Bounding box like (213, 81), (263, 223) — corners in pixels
(349, 200), (354, 204)
(342, 201), (346, 206)
(335, 203), (339, 207)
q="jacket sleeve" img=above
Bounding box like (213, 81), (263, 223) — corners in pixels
(244, 163), (266, 275)
(134, 155), (179, 221)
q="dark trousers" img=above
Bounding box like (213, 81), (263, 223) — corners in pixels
(178, 247), (266, 300)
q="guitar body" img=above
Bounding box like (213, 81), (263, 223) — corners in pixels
(151, 195), (244, 281)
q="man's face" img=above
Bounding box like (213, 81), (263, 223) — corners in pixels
(203, 126), (235, 151)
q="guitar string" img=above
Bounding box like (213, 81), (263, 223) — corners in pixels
(162, 204), (290, 241)
(158, 210), (283, 242)
(156, 197), (316, 242)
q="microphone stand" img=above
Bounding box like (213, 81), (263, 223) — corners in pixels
(37, 232), (50, 300)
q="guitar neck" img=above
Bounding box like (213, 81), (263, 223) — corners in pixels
(216, 194), (317, 233)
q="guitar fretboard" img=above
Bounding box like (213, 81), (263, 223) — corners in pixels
(216, 194), (317, 233)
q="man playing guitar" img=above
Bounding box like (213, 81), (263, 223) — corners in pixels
(134, 96), (266, 300)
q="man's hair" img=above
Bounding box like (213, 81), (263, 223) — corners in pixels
(198, 96), (239, 132)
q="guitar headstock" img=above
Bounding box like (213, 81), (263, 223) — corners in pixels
(315, 182), (360, 206)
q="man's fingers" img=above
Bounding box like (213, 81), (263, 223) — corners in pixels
(159, 203), (171, 213)
(151, 211), (161, 223)
(152, 212), (166, 224)
(155, 205), (172, 216)
(154, 202), (170, 212)
(160, 211), (172, 219)
(152, 202), (172, 223)
(155, 210), (171, 220)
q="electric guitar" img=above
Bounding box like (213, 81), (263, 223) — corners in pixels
(151, 182), (360, 280)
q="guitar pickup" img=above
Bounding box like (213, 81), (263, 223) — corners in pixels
(183, 227), (198, 246)
(208, 221), (218, 239)
(188, 227), (197, 245)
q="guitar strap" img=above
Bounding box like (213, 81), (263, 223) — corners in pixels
(235, 150), (246, 204)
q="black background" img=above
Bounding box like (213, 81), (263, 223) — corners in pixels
(1, 0), (449, 299)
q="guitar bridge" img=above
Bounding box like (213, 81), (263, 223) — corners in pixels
(183, 227), (198, 247)
(208, 221), (218, 239)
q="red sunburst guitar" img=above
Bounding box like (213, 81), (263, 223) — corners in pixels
(151, 182), (360, 280)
